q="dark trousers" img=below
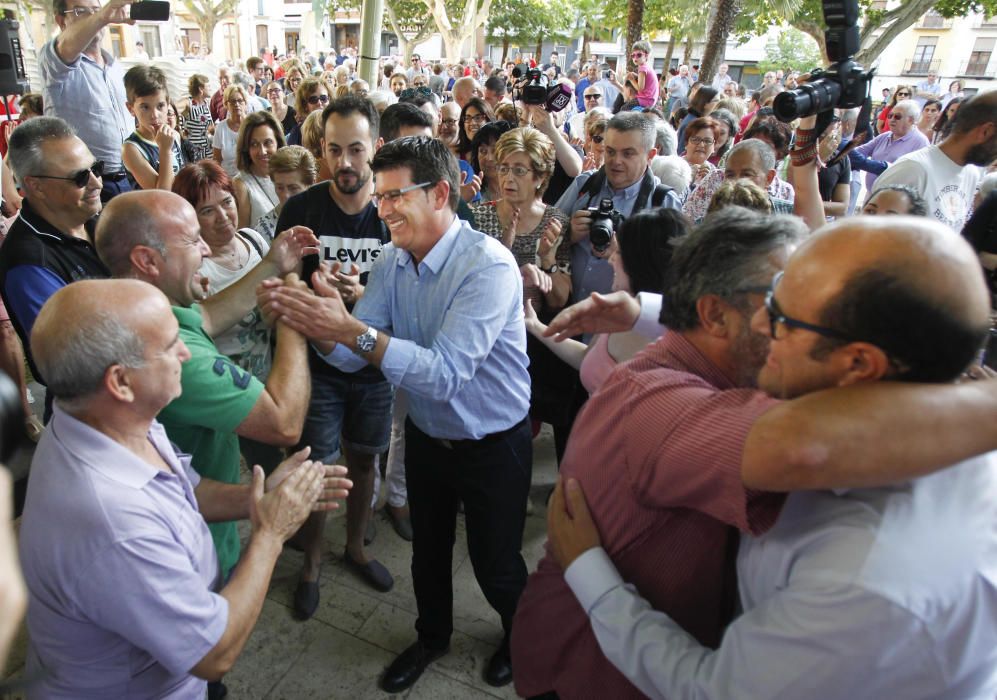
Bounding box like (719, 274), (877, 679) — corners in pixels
(405, 416), (532, 650)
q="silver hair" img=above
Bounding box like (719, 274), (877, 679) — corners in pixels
(655, 120), (678, 156)
(891, 99), (921, 121)
(6, 116), (76, 185)
(231, 70), (255, 90)
(607, 111), (658, 153)
(728, 138), (776, 172)
(368, 89), (398, 114)
(650, 155), (691, 198)
(661, 206), (807, 331)
(37, 312), (146, 403)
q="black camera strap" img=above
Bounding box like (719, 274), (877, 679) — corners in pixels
(577, 167), (673, 211)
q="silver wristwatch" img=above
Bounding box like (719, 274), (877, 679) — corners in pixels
(355, 325), (377, 353)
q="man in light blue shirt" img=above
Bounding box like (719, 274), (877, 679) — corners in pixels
(263, 136), (532, 694)
(40, 0), (134, 202)
(556, 111), (682, 304)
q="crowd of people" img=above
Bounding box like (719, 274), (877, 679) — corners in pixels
(0, 0), (996, 697)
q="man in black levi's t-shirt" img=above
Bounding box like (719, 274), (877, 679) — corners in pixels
(275, 96), (395, 616)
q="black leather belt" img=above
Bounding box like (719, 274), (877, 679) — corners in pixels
(430, 416), (529, 450)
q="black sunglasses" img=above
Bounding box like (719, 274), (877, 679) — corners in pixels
(590, 134), (604, 143)
(764, 272), (853, 341)
(30, 160), (104, 188)
(307, 94), (330, 105)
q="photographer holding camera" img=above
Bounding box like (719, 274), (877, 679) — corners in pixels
(555, 111), (681, 305)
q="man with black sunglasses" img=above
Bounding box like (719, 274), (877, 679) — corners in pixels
(0, 117), (110, 417)
(532, 213), (997, 699)
(40, 0), (134, 203)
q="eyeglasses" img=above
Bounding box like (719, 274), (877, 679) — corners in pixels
(371, 181), (434, 208)
(497, 164), (533, 178)
(227, 98), (247, 105)
(62, 5), (99, 16)
(896, 92), (910, 97)
(399, 86), (433, 100)
(307, 94), (330, 105)
(266, 88), (283, 95)
(465, 113), (490, 125)
(631, 52), (645, 58)
(764, 272), (853, 341)
(590, 134), (604, 143)
(584, 93), (602, 100)
(688, 136), (715, 146)
(888, 113), (905, 120)
(30, 160), (104, 188)
(441, 118), (458, 127)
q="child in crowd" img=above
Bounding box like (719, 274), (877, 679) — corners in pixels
(122, 65), (186, 190)
(182, 73), (213, 161)
(630, 40), (659, 109)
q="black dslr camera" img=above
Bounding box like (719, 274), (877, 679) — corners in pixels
(588, 198), (624, 253)
(772, 0), (873, 127)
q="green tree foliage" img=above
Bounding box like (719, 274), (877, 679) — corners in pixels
(487, 0), (574, 62)
(758, 26), (822, 73)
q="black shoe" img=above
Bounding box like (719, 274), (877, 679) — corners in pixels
(386, 504), (413, 541)
(207, 680), (228, 700)
(364, 511), (377, 546)
(343, 550), (394, 592)
(380, 641), (449, 693)
(293, 573), (320, 620)
(484, 645), (513, 687)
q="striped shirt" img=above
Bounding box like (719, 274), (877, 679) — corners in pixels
(511, 332), (785, 699)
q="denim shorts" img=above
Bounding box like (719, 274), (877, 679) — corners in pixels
(296, 370), (394, 463)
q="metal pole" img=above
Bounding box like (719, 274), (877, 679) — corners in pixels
(358, 0), (384, 86)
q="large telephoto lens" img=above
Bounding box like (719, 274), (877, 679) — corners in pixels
(773, 78), (841, 121)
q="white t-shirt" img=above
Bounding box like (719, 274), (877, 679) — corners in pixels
(200, 228), (272, 379)
(212, 120), (240, 177)
(871, 145), (983, 230)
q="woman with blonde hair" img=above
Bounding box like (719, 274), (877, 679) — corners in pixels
(707, 178), (773, 215)
(469, 127), (570, 311)
(255, 145), (318, 240)
(299, 109), (332, 181)
(212, 84), (249, 176)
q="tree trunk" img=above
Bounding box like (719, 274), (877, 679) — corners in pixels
(535, 34), (543, 62)
(582, 29), (592, 65)
(682, 35), (693, 66)
(198, 18), (218, 53)
(501, 36), (510, 65)
(662, 34), (675, 72)
(698, 0), (740, 84)
(625, 0), (645, 70)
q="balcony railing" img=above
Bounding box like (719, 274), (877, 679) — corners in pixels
(902, 58), (940, 75)
(974, 16), (997, 28)
(957, 60), (994, 78)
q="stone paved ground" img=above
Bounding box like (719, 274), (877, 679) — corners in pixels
(3, 417), (559, 700)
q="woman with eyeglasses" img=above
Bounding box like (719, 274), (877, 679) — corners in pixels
(876, 85), (912, 134)
(212, 84), (249, 177)
(470, 127), (571, 311)
(457, 97), (495, 162)
(583, 113), (609, 171)
(265, 80), (296, 135)
(283, 63), (305, 96)
(682, 117), (720, 188)
(285, 78), (329, 146)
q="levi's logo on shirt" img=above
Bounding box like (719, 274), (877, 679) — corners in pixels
(320, 237), (384, 271)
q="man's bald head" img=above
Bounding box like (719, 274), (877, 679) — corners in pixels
(96, 190), (191, 276)
(791, 216), (991, 382)
(452, 77), (481, 108)
(32, 280), (171, 405)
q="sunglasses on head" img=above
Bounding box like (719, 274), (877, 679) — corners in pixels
(31, 160), (104, 188)
(399, 86), (433, 100)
